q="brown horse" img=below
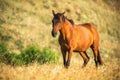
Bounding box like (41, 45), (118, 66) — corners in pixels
(51, 10), (103, 68)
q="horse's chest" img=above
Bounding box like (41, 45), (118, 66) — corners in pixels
(59, 39), (70, 49)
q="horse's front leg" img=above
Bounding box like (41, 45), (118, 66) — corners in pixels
(66, 49), (73, 68)
(61, 47), (67, 68)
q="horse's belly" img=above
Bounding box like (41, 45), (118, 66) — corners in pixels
(75, 37), (93, 51)
(72, 29), (93, 51)
(74, 45), (90, 52)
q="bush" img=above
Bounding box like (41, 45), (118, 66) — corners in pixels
(21, 45), (40, 65)
(4, 53), (17, 65)
(12, 54), (25, 66)
(1, 45), (60, 66)
(4, 52), (23, 66)
(3, 45), (40, 66)
(37, 47), (60, 64)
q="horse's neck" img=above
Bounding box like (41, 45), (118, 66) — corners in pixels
(60, 20), (73, 40)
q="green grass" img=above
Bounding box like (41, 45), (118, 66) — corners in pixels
(0, 45), (60, 66)
(37, 47), (60, 64)
(103, 0), (111, 4)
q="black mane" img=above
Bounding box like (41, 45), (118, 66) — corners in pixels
(65, 17), (74, 25)
(54, 13), (74, 25)
(68, 18), (74, 25)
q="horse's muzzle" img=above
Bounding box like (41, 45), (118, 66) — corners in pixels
(51, 31), (57, 37)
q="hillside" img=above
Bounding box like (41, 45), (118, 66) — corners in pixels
(0, 0), (120, 80)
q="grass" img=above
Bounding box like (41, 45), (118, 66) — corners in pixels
(0, 0), (120, 80)
(0, 54), (119, 80)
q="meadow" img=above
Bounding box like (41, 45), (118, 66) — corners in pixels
(0, 0), (120, 80)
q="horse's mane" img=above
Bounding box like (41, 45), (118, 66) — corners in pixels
(54, 13), (74, 25)
(68, 18), (74, 25)
(65, 17), (74, 25)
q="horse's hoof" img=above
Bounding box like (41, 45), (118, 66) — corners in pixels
(66, 66), (70, 69)
(82, 64), (86, 68)
(64, 65), (69, 69)
(64, 66), (68, 69)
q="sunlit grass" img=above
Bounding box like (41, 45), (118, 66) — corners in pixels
(0, 55), (119, 80)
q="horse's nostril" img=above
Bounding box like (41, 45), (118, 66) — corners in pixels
(51, 31), (57, 37)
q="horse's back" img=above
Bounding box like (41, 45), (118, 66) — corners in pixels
(78, 23), (98, 35)
(78, 23), (92, 27)
(78, 23), (100, 48)
(77, 23), (95, 30)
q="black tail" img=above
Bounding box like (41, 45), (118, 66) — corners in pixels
(98, 50), (103, 65)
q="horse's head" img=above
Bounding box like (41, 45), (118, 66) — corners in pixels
(51, 10), (65, 37)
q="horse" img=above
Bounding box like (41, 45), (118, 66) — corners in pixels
(51, 10), (103, 68)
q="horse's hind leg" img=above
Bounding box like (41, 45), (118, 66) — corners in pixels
(91, 46), (98, 67)
(97, 50), (103, 65)
(79, 51), (90, 68)
(91, 45), (102, 67)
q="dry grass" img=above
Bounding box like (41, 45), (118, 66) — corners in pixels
(0, 54), (119, 80)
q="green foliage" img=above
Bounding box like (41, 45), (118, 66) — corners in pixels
(0, 45), (60, 66)
(4, 53), (17, 65)
(11, 54), (24, 66)
(3, 45), (40, 66)
(37, 47), (60, 64)
(103, 0), (112, 4)
(0, 42), (8, 62)
(0, 42), (7, 53)
(21, 45), (40, 65)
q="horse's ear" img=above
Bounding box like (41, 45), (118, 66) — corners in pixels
(52, 10), (55, 16)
